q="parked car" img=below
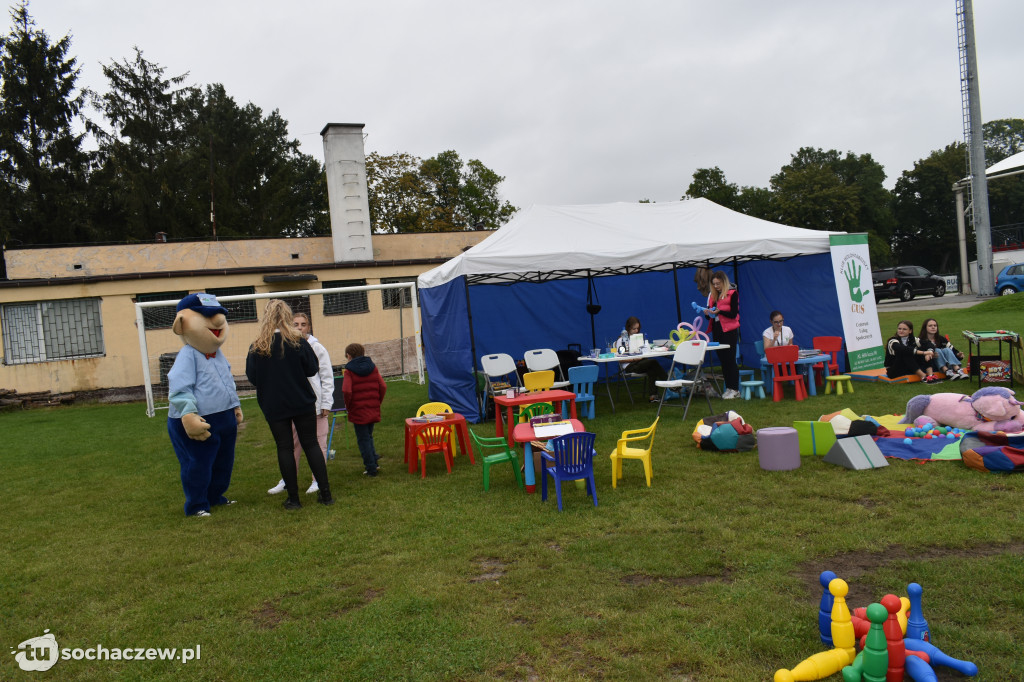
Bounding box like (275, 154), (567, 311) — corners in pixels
(996, 263), (1024, 295)
(871, 266), (946, 301)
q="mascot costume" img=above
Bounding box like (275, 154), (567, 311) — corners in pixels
(166, 293), (243, 516)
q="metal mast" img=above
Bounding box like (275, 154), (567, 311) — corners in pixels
(956, 0), (994, 295)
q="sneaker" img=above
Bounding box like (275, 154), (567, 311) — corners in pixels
(363, 468), (378, 477)
(722, 388), (739, 400)
(946, 369), (960, 381)
(283, 498), (302, 510)
(223, 500), (236, 506)
(306, 480), (319, 494)
(317, 491), (334, 506)
(268, 480), (286, 495)
(194, 510), (211, 517)
(925, 375), (941, 384)
(958, 368), (970, 378)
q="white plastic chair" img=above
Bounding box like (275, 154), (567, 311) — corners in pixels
(523, 348), (570, 389)
(480, 353), (522, 421)
(654, 339), (713, 421)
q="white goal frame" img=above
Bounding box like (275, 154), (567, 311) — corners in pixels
(135, 282), (424, 417)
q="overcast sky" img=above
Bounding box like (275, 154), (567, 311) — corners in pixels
(26, 0), (1024, 209)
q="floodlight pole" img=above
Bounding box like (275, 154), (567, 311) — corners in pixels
(957, 0), (994, 295)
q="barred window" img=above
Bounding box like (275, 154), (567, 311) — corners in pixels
(136, 291), (188, 329)
(322, 279), (369, 316)
(208, 286), (257, 322)
(2, 298), (105, 365)
(381, 277), (417, 310)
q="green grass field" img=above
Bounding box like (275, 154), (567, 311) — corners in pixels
(3, 297), (1023, 680)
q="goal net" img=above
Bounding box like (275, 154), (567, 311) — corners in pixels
(135, 283), (424, 417)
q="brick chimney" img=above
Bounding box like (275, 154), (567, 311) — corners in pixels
(320, 123), (373, 262)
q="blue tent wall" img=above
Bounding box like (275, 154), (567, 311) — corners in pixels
(421, 253), (843, 422)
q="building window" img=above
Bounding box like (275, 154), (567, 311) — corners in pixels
(2, 298), (105, 365)
(381, 277), (417, 310)
(208, 286), (257, 322)
(322, 279), (369, 316)
(136, 291), (188, 329)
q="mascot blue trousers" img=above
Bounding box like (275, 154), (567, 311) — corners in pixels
(168, 409), (237, 516)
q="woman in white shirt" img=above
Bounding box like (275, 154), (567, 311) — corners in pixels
(762, 310), (794, 348)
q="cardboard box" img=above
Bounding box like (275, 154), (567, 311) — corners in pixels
(794, 420), (837, 456)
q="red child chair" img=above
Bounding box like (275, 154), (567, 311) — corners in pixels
(416, 422), (454, 478)
(812, 336), (843, 386)
(765, 345), (807, 402)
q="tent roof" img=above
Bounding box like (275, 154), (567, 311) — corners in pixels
(987, 150), (1024, 178)
(419, 198), (843, 288)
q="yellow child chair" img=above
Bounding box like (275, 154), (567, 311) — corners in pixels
(417, 401), (457, 458)
(609, 417), (659, 488)
(520, 370), (555, 420)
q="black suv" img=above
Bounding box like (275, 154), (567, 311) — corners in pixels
(872, 266), (946, 302)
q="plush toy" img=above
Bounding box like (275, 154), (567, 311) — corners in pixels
(166, 293), (243, 516)
(900, 386), (1024, 434)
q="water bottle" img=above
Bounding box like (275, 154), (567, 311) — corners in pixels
(619, 328), (628, 354)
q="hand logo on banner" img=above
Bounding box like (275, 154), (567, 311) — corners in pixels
(844, 261), (866, 303)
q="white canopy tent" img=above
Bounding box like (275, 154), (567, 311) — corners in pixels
(420, 199), (842, 287)
(417, 199), (849, 420)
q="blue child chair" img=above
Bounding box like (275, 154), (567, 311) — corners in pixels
(541, 431), (598, 511)
(567, 364), (598, 420)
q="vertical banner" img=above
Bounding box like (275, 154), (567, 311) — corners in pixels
(829, 234), (884, 370)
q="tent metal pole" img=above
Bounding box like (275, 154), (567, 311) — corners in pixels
(463, 276), (484, 422)
(672, 266), (681, 323)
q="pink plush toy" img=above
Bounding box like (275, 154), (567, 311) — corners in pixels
(901, 386), (1024, 433)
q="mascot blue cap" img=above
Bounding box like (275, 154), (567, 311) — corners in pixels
(176, 292), (228, 317)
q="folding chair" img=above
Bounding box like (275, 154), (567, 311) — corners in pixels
(653, 340), (713, 421)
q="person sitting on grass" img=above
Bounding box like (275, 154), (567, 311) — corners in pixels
(885, 320), (935, 382)
(919, 318), (967, 381)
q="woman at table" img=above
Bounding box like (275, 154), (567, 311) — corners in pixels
(621, 316), (667, 403)
(884, 320), (932, 381)
(919, 318), (967, 380)
(706, 270), (740, 399)
(762, 310), (794, 349)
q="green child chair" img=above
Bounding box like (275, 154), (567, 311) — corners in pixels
(469, 430), (524, 492)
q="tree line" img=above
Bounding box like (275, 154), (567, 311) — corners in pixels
(684, 121), (1024, 273)
(0, 1), (515, 256)
(2, 0), (1022, 278)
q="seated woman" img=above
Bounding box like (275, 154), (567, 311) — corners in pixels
(620, 316), (667, 402)
(885, 320), (935, 382)
(919, 318), (967, 380)
(762, 310), (794, 349)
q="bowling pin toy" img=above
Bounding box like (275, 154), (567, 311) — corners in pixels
(829, 578), (855, 661)
(904, 638), (979, 677)
(903, 654), (939, 682)
(861, 603), (889, 682)
(774, 648), (852, 682)
(841, 650), (864, 682)
(880, 594), (905, 682)
(818, 570), (837, 646)
(905, 582), (930, 642)
(898, 596), (910, 636)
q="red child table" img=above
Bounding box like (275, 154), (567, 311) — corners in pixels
(404, 413), (475, 474)
(492, 389), (578, 446)
(511, 418), (585, 494)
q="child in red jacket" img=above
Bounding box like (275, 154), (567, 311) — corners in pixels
(341, 343), (387, 476)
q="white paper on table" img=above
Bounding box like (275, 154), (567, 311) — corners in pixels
(629, 333), (644, 353)
(532, 422), (575, 438)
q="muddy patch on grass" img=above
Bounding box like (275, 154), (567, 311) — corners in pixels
(470, 556), (508, 583)
(249, 601), (287, 629)
(792, 541), (1024, 605)
(621, 569), (731, 587)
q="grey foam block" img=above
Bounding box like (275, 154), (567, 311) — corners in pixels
(823, 435), (889, 470)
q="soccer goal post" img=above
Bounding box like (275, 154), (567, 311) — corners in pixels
(135, 282), (424, 417)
